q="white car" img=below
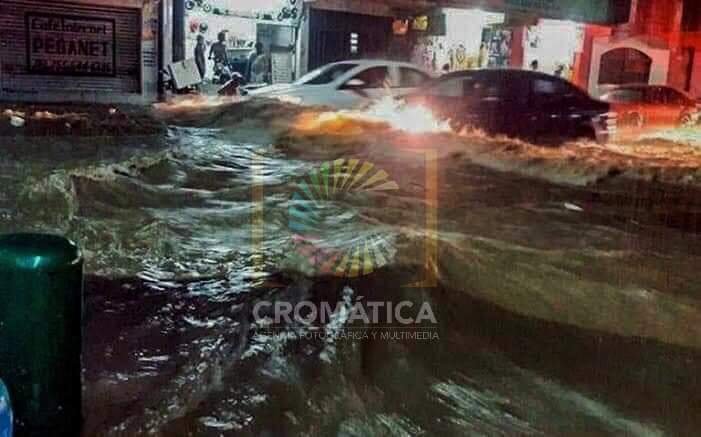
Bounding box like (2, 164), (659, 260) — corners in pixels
(247, 60), (433, 109)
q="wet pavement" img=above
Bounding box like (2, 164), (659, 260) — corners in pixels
(1, 99), (701, 435)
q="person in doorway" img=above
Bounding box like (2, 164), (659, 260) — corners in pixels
(530, 59), (539, 71)
(250, 44), (271, 83)
(246, 42), (264, 82)
(478, 42), (488, 68)
(554, 64), (565, 77)
(194, 34), (207, 81)
(209, 31), (229, 65)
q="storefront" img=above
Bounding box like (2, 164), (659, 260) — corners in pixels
(294, 0), (410, 77)
(0, 0), (160, 104)
(412, 8), (506, 74)
(181, 0), (296, 83)
(522, 19), (585, 79)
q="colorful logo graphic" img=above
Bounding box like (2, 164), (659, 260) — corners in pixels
(288, 159), (398, 277)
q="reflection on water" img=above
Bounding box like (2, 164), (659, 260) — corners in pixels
(1, 100), (701, 435)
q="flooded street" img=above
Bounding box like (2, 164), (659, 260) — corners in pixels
(2, 100), (701, 435)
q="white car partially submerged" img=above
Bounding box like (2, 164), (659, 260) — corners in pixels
(246, 60), (433, 110)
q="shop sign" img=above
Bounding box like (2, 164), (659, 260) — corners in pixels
(26, 13), (116, 76)
(505, 0), (611, 23)
(412, 16), (429, 32)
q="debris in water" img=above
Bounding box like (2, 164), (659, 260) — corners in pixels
(9, 115), (25, 127)
(564, 202), (584, 212)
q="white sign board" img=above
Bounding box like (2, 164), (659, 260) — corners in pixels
(271, 51), (293, 84)
(168, 58), (201, 89)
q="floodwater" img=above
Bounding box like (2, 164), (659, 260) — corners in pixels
(2, 99), (701, 436)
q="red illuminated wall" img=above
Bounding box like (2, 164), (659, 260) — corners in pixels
(572, 25), (613, 90)
(631, 0), (700, 95)
(579, 0), (701, 96)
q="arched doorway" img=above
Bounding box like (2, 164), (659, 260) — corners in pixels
(599, 48), (652, 85)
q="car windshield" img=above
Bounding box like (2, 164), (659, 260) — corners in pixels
(294, 63), (358, 85)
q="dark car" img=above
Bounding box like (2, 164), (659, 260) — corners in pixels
(599, 84), (700, 128)
(405, 69), (616, 143)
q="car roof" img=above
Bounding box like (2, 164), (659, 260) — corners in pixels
(440, 69), (562, 81)
(605, 84), (674, 91)
(327, 59), (428, 70)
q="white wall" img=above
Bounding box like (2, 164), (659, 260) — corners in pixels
(444, 8), (502, 55)
(412, 8), (503, 73)
(524, 20), (584, 76)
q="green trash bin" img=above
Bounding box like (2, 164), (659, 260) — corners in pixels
(0, 234), (83, 436)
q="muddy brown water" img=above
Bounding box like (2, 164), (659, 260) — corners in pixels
(1, 100), (700, 435)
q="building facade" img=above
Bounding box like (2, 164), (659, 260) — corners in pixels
(0, 0), (162, 104)
(294, 0), (700, 98)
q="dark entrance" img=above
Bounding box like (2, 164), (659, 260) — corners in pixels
(308, 8), (392, 70)
(599, 47), (652, 85)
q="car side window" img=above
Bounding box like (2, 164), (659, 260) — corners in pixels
(533, 79), (557, 95)
(346, 67), (390, 89)
(602, 89), (644, 103)
(398, 68), (430, 88)
(463, 77), (503, 101)
(532, 77), (582, 105)
(302, 63), (358, 85)
(646, 87), (666, 104)
(664, 88), (687, 105)
(426, 77), (467, 97)
(533, 78), (567, 96)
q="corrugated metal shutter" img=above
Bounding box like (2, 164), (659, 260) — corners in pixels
(0, 1), (140, 94)
(308, 9), (392, 70)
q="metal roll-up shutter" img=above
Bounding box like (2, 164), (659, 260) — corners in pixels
(0, 1), (140, 95)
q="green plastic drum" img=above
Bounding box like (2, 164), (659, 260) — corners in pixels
(0, 234), (83, 436)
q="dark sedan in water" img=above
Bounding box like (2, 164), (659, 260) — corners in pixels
(405, 69), (616, 143)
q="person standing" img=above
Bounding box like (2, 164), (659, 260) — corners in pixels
(250, 45), (271, 84)
(478, 42), (488, 69)
(246, 42), (263, 82)
(554, 64), (565, 77)
(209, 31), (229, 65)
(194, 34), (207, 81)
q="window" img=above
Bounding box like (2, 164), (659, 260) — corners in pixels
(662, 88), (689, 105)
(463, 77), (504, 101)
(426, 77), (468, 97)
(533, 78), (567, 95)
(350, 33), (359, 55)
(531, 77), (584, 106)
(601, 88), (645, 103)
(398, 68), (430, 88)
(295, 63), (358, 85)
(683, 0), (701, 31)
(645, 87), (667, 104)
(645, 87), (692, 105)
(599, 48), (652, 85)
(347, 67), (389, 89)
